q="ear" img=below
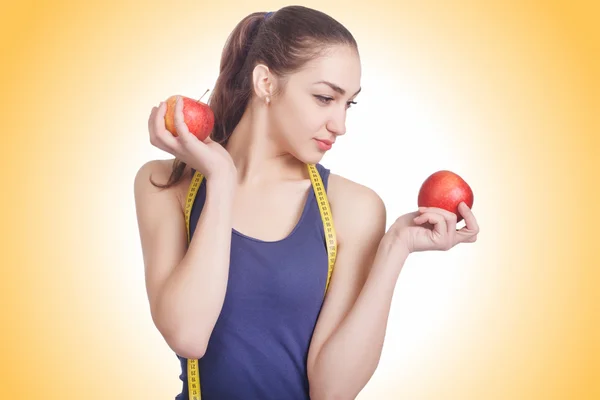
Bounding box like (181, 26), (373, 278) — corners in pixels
(252, 64), (273, 102)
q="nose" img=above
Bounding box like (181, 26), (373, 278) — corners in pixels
(326, 108), (347, 136)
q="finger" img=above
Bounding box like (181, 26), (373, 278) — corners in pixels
(418, 206), (457, 222)
(456, 202), (479, 243)
(458, 202), (478, 232)
(148, 106), (158, 133)
(414, 211), (447, 238)
(153, 102), (177, 149)
(419, 206), (457, 237)
(456, 226), (477, 243)
(174, 96), (193, 139)
(463, 234), (477, 243)
(202, 135), (215, 144)
(157, 100), (167, 118)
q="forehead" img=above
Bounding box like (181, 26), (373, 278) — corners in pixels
(288, 45), (361, 92)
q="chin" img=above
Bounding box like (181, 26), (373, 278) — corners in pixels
(285, 139), (327, 165)
(300, 148), (326, 165)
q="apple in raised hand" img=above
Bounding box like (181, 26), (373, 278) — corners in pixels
(164, 90), (214, 142)
(417, 170), (474, 223)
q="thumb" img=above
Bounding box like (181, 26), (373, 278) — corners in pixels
(203, 135), (216, 145)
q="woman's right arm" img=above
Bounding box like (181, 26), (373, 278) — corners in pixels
(135, 97), (238, 359)
(134, 160), (235, 360)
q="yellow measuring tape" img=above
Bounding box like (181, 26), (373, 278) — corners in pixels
(182, 163), (337, 400)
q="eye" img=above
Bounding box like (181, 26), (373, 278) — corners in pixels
(314, 95), (334, 104)
(315, 95), (358, 109)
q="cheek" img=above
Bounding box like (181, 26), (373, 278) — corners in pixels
(289, 119), (324, 151)
(274, 99), (322, 141)
(303, 112), (327, 135)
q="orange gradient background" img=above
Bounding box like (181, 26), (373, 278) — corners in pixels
(1, 0), (598, 399)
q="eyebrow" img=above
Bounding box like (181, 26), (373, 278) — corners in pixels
(315, 80), (362, 97)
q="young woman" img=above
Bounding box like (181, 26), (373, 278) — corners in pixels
(134, 6), (479, 400)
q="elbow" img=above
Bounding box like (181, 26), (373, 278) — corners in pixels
(167, 330), (208, 360)
(155, 317), (209, 359)
(151, 306), (209, 359)
(174, 344), (207, 360)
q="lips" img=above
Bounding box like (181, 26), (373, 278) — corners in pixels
(316, 139), (334, 145)
(315, 138), (334, 151)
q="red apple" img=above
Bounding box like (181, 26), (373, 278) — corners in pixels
(164, 92), (214, 142)
(417, 170), (474, 223)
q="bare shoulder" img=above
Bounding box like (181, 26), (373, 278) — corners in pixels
(134, 158), (192, 209)
(327, 173), (386, 217)
(327, 173), (387, 242)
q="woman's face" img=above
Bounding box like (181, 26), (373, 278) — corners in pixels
(267, 45), (362, 164)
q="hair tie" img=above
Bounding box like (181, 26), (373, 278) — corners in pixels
(264, 11), (274, 20)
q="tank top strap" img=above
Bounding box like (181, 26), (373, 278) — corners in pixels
(312, 163), (331, 192)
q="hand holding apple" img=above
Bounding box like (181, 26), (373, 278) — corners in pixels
(164, 91), (215, 142)
(147, 95), (236, 182)
(387, 203), (479, 254)
(384, 170), (479, 254)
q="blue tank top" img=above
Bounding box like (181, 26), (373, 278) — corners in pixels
(175, 163), (332, 400)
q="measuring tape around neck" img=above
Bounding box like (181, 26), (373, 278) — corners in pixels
(182, 163), (337, 400)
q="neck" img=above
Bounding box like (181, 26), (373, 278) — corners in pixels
(225, 105), (305, 185)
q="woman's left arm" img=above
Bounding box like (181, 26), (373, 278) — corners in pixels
(306, 176), (406, 400)
(307, 175), (479, 400)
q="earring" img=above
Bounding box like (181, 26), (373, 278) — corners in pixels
(265, 96), (271, 105)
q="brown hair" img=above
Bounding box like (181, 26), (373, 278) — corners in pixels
(151, 5), (357, 188)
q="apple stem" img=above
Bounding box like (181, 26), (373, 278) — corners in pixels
(198, 89), (210, 102)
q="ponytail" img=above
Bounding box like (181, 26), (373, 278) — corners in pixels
(151, 12), (268, 189)
(209, 12), (266, 145)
